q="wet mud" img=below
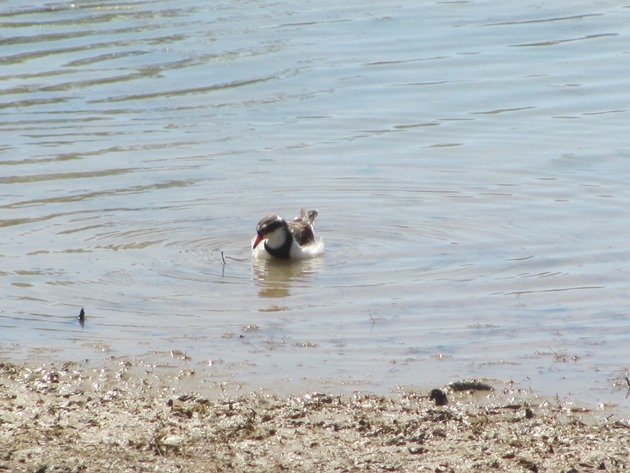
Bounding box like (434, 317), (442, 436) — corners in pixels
(1, 359), (628, 472)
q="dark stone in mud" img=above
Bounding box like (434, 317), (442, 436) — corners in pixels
(448, 380), (493, 392)
(429, 388), (448, 406)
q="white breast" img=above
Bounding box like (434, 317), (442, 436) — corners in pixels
(289, 237), (325, 260)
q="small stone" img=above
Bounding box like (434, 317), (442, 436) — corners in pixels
(429, 389), (448, 406)
(163, 435), (184, 448)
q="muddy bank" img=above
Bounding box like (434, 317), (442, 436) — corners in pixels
(0, 359), (628, 473)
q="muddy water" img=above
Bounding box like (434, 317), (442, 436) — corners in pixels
(1, 1), (629, 413)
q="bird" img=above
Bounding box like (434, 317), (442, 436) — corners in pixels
(252, 209), (324, 260)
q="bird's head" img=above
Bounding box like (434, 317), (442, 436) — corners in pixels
(252, 215), (288, 249)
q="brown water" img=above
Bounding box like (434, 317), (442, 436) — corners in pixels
(1, 0), (629, 414)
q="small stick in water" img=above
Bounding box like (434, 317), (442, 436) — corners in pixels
(220, 251), (227, 278)
(78, 308), (85, 328)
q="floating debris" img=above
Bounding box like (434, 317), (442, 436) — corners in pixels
(448, 380), (494, 392)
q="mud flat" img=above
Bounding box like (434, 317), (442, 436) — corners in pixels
(0, 359), (628, 473)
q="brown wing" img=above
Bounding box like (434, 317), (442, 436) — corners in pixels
(306, 209), (318, 224)
(286, 209), (319, 246)
(288, 218), (315, 246)
(293, 208), (318, 225)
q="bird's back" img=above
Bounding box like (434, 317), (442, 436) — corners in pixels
(288, 208), (318, 246)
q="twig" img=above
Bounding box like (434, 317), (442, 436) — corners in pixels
(626, 376), (630, 388)
(220, 251), (227, 278)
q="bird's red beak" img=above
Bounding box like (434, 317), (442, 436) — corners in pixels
(252, 234), (263, 249)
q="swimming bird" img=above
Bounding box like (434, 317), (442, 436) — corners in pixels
(252, 209), (324, 260)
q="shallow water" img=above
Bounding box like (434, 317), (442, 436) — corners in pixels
(1, 0), (629, 413)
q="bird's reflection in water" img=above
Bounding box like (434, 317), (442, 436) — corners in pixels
(252, 256), (324, 299)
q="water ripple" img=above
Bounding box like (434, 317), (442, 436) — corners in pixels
(511, 33), (618, 48)
(1, 0), (628, 412)
(94, 75), (280, 103)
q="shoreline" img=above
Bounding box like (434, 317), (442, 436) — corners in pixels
(1, 358), (628, 472)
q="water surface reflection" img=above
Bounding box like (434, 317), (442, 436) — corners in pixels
(1, 0), (629, 415)
(252, 257), (324, 300)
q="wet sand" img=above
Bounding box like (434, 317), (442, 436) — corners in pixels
(1, 359), (628, 472)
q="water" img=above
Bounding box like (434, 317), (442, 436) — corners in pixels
(1, 0), (629, 413)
